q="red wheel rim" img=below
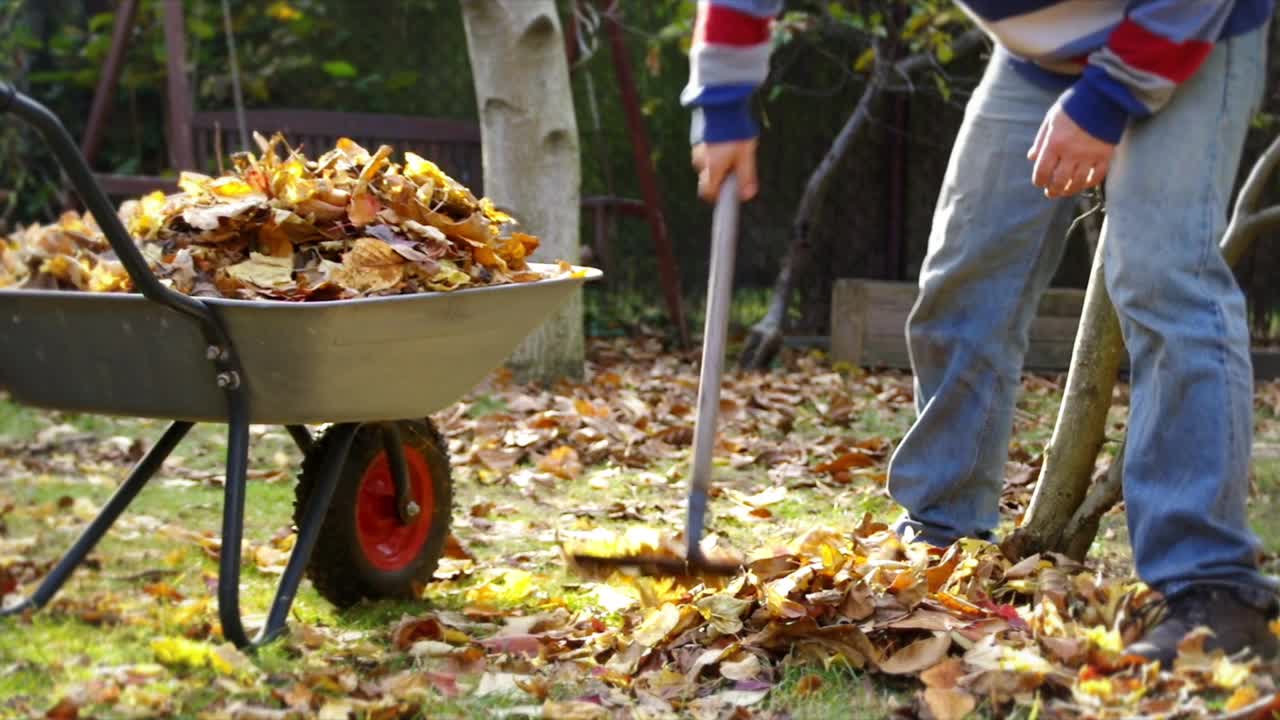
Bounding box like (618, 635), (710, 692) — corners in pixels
(355, 445), (434, 572)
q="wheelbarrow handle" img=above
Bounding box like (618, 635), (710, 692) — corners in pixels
(0, 82), (209, 326)
(0, 82), (247, 410)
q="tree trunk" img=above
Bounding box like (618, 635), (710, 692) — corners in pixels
(739, 29), (985, 370)
(462, 0), (583, 383)
(1006, 134), (1280, 561)
(1002, 231), (1125, 559)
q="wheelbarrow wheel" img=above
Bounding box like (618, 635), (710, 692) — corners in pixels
(295, 419), (453, 608)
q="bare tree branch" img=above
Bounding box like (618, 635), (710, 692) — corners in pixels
(1233, 133), (1280, 219)
(893, 28), (985, 79)
(739, 28), (986, 369)
(739, 37), (893, 369)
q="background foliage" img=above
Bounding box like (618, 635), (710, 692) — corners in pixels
(1, 0), (1277, 340)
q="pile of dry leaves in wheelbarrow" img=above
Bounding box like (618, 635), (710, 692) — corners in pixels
(0, 134), (566, 300)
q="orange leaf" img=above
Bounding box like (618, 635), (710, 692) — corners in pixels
(537, 446), (583, 480)
(813, 451), (876, 474)
(347, 191), (381, 227)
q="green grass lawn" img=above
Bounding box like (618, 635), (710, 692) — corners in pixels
(2, 354), (1279, 719)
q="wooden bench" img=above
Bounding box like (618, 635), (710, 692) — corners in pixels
(830, 279), (1087, 371)
(93, 109), (484, 198)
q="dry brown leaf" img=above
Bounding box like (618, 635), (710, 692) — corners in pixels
(920, 657), (965, 689)
(537, 446), (583, 480)
(922, 687), (976, 720)
(720, 652), (763, 681)
(880, 634), (952, 675)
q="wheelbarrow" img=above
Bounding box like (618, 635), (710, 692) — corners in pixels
(0, 84), (600, 649)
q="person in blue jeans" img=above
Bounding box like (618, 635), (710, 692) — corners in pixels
(683, 0), (1279, 664)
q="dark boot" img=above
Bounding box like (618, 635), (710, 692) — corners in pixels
(1124, 585), (1279, 666)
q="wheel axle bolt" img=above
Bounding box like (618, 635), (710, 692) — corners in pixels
(404, 501), (421, 518)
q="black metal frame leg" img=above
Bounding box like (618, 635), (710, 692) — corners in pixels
(216, 419), (360, 648)
(0, 421), (192, 617)
(379, 422), (416, 524)
(285, 425), (312, 454)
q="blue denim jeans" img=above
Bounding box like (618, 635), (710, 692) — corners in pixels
(888, 28), (1277, 603)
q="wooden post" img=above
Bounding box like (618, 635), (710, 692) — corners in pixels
(600, 2), (690, 348)
(161, 0), (195, 172)
(81, 0), (140, 165)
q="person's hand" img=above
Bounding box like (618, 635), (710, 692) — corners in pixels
(692, 139), (759, 203)
(1028, 104), (1115, 199)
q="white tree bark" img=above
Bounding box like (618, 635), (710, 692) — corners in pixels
(462, 0), (584, 383)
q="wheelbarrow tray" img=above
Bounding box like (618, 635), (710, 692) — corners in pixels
(0, 263), (599, 425)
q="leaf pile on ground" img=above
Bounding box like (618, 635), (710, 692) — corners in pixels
(0, 134), (576, 300)
(545, 521), (1280, 720)
(4, 338), (1280, 719)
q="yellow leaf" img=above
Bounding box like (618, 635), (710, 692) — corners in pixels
(1076, 677), (1114, 701)
(998, 646), (1056, 675)
(267, 1), (302, 21)
(854, 48), (876, 73)
(209, 176), (258, 198)
(178, 171), (213, 195)
(87, 261), (130, 293)
(695, 592), (752, 635)
(425, 259), (471, 291)
(1211, 657), (1251, 690)
(589, 583), (638, 613)
(633, 603), (681, 647)
(465, 569), (536, 607)
(1082, 625), (1124, 654)
(764, 582), (808, 620)
(221, 253), (295, 291)
(151, 636), (255, 679)
(1224, 685), (1261, 712)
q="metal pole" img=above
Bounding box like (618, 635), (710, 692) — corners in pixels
(685, 175), (738, 560)
(256, 423), (359, 646)
(600, 3), (690, 347)
(219, 0), (250, 153)
(81, 0), (140, 165)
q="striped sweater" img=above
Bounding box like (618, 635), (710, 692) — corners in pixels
(681, 0), (1274, 145)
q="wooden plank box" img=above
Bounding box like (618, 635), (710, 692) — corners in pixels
(830, 279), (1086, 371)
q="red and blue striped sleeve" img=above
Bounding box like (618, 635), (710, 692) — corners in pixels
(680, 0), (783, 145)
(1062, 0), (1267, 144)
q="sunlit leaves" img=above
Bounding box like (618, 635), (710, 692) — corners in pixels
(0, 134), (578, 300)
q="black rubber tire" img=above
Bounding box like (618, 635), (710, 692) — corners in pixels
(295, 419), (453, 609)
